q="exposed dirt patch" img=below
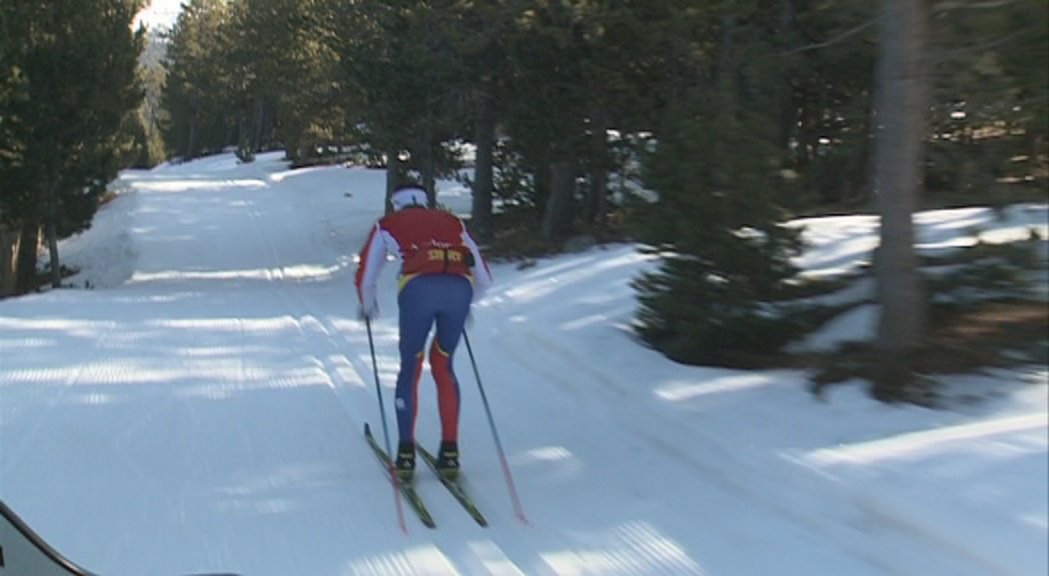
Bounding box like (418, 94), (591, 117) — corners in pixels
(809, 298), (1047, 405)
(918, 300), (1048, 373)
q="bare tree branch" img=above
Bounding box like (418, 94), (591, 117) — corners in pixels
(933, 0), (1024, 12)
(778, 16), (881, 57)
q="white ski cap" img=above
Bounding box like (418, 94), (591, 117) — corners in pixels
(391, 186), (428, 211)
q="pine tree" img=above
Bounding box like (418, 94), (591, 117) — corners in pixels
(230, 0), (342, 165)
(0, 4), (25, 174)
(0, 4), (28, 295)
(632, 4), (806, 367)
(162, 0), (234, 159)
(131, 31), (170, 168)
(632, 93), (805, 366)
(3, 0), (145, 291)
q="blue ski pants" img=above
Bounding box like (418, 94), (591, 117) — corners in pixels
(395, 274), (473, 446)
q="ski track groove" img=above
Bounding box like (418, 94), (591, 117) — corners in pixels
(491, 323), (996, 576)
(239, 191), (395, 573)
(3, 319), (101, 472)
(518, 327), (915, 574)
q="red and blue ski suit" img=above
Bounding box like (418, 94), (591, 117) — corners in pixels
(354, 187), (493, 447)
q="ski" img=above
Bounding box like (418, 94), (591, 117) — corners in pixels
(363, 423), (436, 529)
(418, 445), (489, 527)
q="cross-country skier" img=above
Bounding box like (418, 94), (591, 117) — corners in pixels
(355, 183), (493, 481)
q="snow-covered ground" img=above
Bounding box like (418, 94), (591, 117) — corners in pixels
(1, 151), (1046, 576)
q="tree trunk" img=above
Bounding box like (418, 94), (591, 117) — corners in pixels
(584, 106), (609, 227)
(15, 221), (39, 294)
(46, 182), (61, 288)
(870, 0), (929, 400)
(385, 144), (401, 214)
(471, 91), (495, 244)
(187, 89), (200, 160)
(541, 158), (576, 240)
(418, 136), (436, 207)
(588, 166), (608, 228)
(0, 223), (19, 297)
(252, 97), (265, 152)
(777, 0), (799, 155)
(533, 150), (552, 209)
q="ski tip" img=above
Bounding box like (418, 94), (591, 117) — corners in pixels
(364, 422), (372, 436)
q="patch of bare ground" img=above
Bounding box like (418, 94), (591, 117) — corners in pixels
(810, 299), (1047, 405)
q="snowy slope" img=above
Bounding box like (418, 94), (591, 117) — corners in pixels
(1, 152), (1045, 576)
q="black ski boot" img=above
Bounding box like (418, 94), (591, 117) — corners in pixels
(395, 442), (415, 482)
(436, 441), (460, 481)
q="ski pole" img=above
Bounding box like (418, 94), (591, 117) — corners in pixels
(366, 317), (407, 533)
(462, 330), (528, 524)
